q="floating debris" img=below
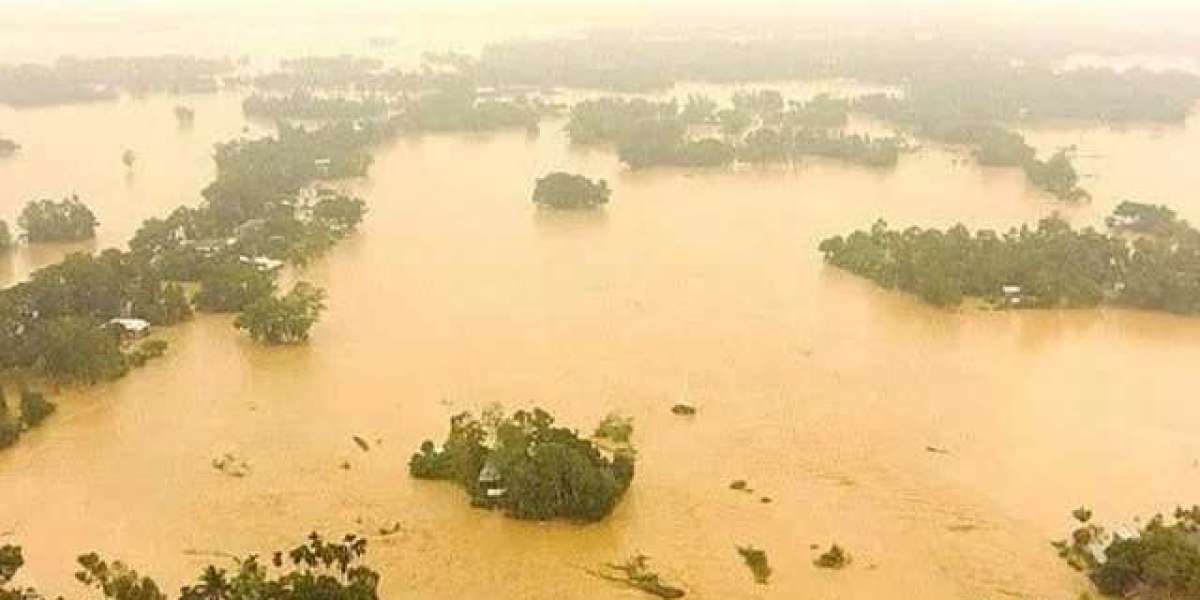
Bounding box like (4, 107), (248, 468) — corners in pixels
(211, 453), (250, 478)
(670, 404), (696, 416)
(339, 461), (352, 470)
(729, 480), (750, 492)
(760, 497), (772, 504)
(924, 445), (950, 455)
(813, 544), (850, 569)
(737, 546), (771, 584)
(590, 555), (685, 598)
(378, 522), (402, 536)
(353, 436), (370, 451)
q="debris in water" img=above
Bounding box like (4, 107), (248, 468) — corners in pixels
(339, 461), (351, 470)
(760, 497), (772, 504)
(590, 555), (685, 598)
(353, 436), (370, 451)
(378, 522), (402, 536)
(924, 445), (950, 455)
(729, 480), (749, 491)
(813, 544), (850, 569)
(211, 453), (250, 477)
(737, 546), (771, 584)
(670, 404), (696, 416)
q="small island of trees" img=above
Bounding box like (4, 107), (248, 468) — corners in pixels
(18, 196), (98, 242)
(234, 282), (326, 344)
(409, 408), (636, 522)
(819, 203), (1200, 313)
(532, 172), (611, 210)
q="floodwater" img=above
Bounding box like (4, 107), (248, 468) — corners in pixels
(5, 83), (1200, 600)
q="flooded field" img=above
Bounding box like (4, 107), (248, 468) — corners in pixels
(4, 84), (1200, 599)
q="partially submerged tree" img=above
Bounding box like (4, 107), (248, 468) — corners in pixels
(18, 196), (98, 242)
(532, 172), (611, 210)
(234, 282), (326, 344)
(410, 407), (636, 522)
(1055, 506), (1200, 598)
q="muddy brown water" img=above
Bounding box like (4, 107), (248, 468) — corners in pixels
(4, 88), (1200, 599)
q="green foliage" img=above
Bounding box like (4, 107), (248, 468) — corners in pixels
(1107, 201), (1182, 235)
(243, 92), (388, 119)
(817, 209), (1200, 313)
(0, 390), (19, 451)
(532, 172), (611, 210)
(737, 546), (771, 584)
(18, 388), (55, 428)
(18, 195), (98, 242)
(594, 413), (634, 444)
(234, 282), (326, 345)
(75, 553), (166, 600)
(126, 339), (169, 368)
(410, 408), (636, 522)
(31, 316), (129, 383)
(0, 220), (11, 251)
(193, 261), (277, 313)
(1056, 507), (1200, 598)
(393, 85), (546, 132)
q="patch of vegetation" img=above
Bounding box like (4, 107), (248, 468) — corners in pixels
(532, 172), (611, 210)
(1054, 506), (1200, 598)
(18, 196), (98, 242)
(814, 544), (850, 569)
(0, 137), (18, 157)
(127, 339), (169, 368)
(1107, 201), (1183, 236)
(409, 407), (636, 522)
(234, 282), (327, 345)
(18, 388), (56, 428)
(243, 92), (389, 120)
(594, 413), (634, 445)
(0, 221), (11, 252)
(2, 533), (379, 600)
(736, 546), (772, 584)
(819, 205), (1200, 314)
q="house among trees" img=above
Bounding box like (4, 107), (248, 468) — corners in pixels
(1001, 285), (1024, 305)
(239, 255), (285, 272)
(477, 460), (507, 500)
(105, 318), (151, 337)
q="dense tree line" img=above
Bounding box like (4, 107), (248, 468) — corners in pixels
(17, 196), (99, 243)
(0, 56), (233, 106)
(1056, 506), (1200, 598)
(854, 103), (1091, 201)
(410, 408), (636, 522)
(567, 93), (901, 169)
(532, 173), (611, 210)
(0, 386), (56, 450)
(818, 205), (1200, 314)
(243, 92), (389, 119)
(391, 85), (549, 133)
(234, 282), (326, 344)
(0, 533), (379, 600)
(0, 221), (10, 252)
(481, 34), (1200, 122)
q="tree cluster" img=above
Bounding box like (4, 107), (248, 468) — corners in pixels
(531, 173), (611, 210)
(1056, 506), (1200, 598)
(17, 196), (98, 242)
(243, 92), (389, 120)
(0, 533), (379, 600)
(819, 204), (1200, 314)
(0, 386), (56, 450)
(409, 408), (636, 522)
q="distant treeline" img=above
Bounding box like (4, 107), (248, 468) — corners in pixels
(0, 55), (235, 106)
(818, 202), (1200, 313)
(480, 35), (1200, 123)
(567, 92), (904, 170)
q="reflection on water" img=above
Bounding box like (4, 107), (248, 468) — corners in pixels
(4, 81), (1200, 600)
